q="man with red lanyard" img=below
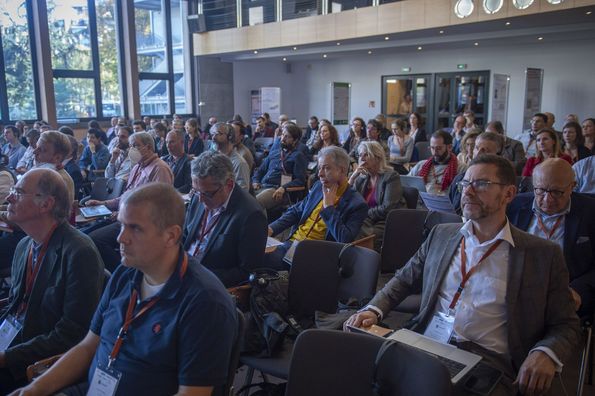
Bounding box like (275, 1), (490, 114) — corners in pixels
(508, 158), (595, 317)
(11, 183), (237, 396)
(267, 146), (368, 269)
(345, 155), (580, 395)
(85, 132), (173, 271)
(0, 169), (104, 394)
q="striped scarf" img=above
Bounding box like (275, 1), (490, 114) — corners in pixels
(419, 153), (458, 192)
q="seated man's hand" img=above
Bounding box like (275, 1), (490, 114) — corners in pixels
(85, 199), (103, 207)
(272, 187), (285, 201)
(252, 183), (261, 191)
(343, 310), (378, 331)
(514, 350), (556, 396)
(268, 227), (273, 237)
(570, 287), (582, 311)
(322, 184), (338, 208)
(8, 386), (42, 396)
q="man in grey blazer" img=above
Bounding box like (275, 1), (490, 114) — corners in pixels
(346, 155), (580, 395)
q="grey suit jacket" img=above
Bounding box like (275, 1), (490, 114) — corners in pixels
(370, 223), (581, 372)
(353, 170), (404, 223)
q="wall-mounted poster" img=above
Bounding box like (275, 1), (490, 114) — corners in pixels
(260, 87), (281, 123)
(332, 82), (350, 125)
(522, 68), (543, 131)
(491, 74), (509, 130)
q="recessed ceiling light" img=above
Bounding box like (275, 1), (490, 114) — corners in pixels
(323, 54), (327, 58)
(282, 57), (287, 61)
(439, 30), (444, 34)
(417, 46), (422, 50)
(538, 37), (543, 40)
(367, 50), (372, 54)
(384, 36), (389, 40)
(586, 11), (592, 15)
(505, 21), (511, 26)
(474, 42), (479, 46)
(293, 46), (297, 50)
(253, 50), (258, 54)
(336, 42), (341, 46)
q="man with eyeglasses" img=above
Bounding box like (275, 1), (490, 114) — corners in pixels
(182, 151), (267, 287)
(346, 155), (580, 395)
(508, 158), (595, 316)
(210, 122), (250, 191)
(0, 169), (103, 394)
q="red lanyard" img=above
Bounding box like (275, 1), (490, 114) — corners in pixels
(536, 215), (563, 240)
(108, 253), (188, 368)
(191, 210), (222, 256)
(18, 224), (58, 315)
(280, 150), (291, 175)
(126, 155), (157, 190)
(448, 237), (503, 312)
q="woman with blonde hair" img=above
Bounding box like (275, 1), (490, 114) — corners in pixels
(349, 140), (404, 251)
(457, 130), (481, 167)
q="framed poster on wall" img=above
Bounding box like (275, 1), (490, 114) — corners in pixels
(332, 82), (350, 125)
(491, 74), (510, 130)
(522, 68), (543, 131)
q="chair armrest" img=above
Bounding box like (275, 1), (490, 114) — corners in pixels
(228, 285), (252, 312)
(26, 354), (64, 382)
(351, 234), (375, 250)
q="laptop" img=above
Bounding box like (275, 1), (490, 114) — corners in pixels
(419, 192), (457, 214)
(400, 175), (427, 193)
(388, 329), (482, 384)
(80, 205), (112, 219)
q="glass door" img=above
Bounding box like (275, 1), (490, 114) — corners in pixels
(382, 74), (432, 129)
(434, 71), (490, 130)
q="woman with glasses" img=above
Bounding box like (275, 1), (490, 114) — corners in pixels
(388, 118), (414, 175)
(522, 128), (572, 177)
(562, 121), (590, 163)
(457, 130), (481, 168)
(349, 141), (403, 251)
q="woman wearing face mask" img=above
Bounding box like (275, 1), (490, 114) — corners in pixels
(349, 141), (403, 252)
(562, 121), (590, 162)
(522, 128), (572, 177)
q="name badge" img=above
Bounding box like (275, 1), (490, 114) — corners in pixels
(88, 363), (122, 396)
(280, 174), (292, 186)
(423, 312), (454, 344)
(0, 315), (23, 351)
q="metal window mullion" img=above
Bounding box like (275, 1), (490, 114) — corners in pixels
(237, 0), (242, 28)
(88, 0), (103, 118)
(276, 0), (282, 22)
(114, 0), (128, 119)
(164, 0), (175, 115)
(26, 0), (42, 122)
(0, 29), (11, 123)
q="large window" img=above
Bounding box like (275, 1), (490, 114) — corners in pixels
(0, 0), (38, 121)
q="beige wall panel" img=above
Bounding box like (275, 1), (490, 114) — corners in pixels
(378, 2), (402, 35)
(245, 24), (264, 50)
(316, 14), (336, 42)
(281, 19), (300, 45)
(402, 0), (426, 30)
(355, 7), (379, 37)
(424, 0), (451, 27)
(575, 0), (595, 6)
(216, 29), (235, 53)
(194, 33), (217, 54)
(264, 22), (282, 48)
(298, 17), (318, 44)
(335, 10), (357, 39)
(234, 27), (250, 51)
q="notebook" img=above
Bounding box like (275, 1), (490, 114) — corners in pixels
(388, 329), (482, 384)
(80, 205), (112, 218)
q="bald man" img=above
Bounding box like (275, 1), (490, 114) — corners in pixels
(508, 158), (595, 316)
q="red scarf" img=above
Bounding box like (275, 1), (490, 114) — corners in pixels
(419, 153), (458, 192)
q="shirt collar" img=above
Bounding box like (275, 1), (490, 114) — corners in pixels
(460, 218), (515, 248)
(531, 197), (571, 219)
(131, 247), (188, 301)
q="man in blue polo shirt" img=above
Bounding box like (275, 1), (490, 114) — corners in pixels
(12, 183), (238, 396)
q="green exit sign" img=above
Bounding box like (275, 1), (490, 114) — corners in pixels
(457, 64), (468, 70)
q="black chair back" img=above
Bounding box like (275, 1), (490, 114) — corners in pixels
(424, 210), (463, 239)
(215, 308), (245, 396)
(337, 244), (380, 304)
(381, 209), (427, 273)
(401, 186), (419, 209)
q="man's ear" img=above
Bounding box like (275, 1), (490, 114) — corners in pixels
(38, 195), (56, 215)
(164, 225), (183, 247)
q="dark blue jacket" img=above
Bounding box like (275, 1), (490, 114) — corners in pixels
(507, 192), (595, 315)
(270, 181), (368, 243)
(162, 154), (192, 193)
(252, 146), (307, 189)
(184, 134), (204, 157)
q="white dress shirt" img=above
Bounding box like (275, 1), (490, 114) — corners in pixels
(527, 199), (569, 250)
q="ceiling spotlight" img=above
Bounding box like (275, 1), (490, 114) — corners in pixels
(253, 50), (258, 54)
(538, 37), (543, 40)
(367, 50), (372, 54)
(282, 57), (287, 61)
(587, 11), (592, 15)
(323, 54), (327, 58)
(293, 46), (297, 50)
(439, 30), (444, 34)
(505, 21), (511, 26)
(417, 46), (422, 50)
(384, 36), (389, 40)
(336, 42), (341, 46)
(474, 42), (479, 46)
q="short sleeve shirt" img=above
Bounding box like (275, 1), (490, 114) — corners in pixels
(89, 252), (237, 395)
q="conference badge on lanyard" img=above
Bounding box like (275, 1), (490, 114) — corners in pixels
(88, 362), (122, 396)
(0, 315), (23, 351)
(424, 311), (455, 344)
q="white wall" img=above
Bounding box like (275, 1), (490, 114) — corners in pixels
(233, 38), (595, 134)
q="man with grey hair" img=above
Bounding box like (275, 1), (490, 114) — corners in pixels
(182, 151), (267, 287)
(86, 131), (173, 270)
(0, 168), (104, 393)
(210, 122), (250, 191)
(267, 145), (368, 269)
(12, 182), (237, 396)
(15, 129), (40, 175)
(161, 128), (192, 193)
(32, 131), (75, 203)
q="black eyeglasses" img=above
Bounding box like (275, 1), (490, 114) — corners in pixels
(190, 184), (223, 199)
(457, 180), (508, 193)
(533, 187), (570, 199)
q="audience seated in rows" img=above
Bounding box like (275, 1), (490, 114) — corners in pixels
(301, 116), (320, 150)
(349, 141), (404, 251)
(184, 118), (204, 158)
(346, 154), (581, 396)
(10, 183), (237, 396)
(79, 128), (110, 182)
(105, 126), (134, 182)
(444, 114), (467, 155)
(508, 158), (595, 316)
(343, 116), (366, 160)
(15, 129), (40, 175)
(153, 122), (169, 157)
(485, 120), (525, 171)
(183, 152), (267, 287)
(267, 146), (368, 269)
(514, 112), (548, 158)
(64, 135), (84, 199)
(408, 112), (427, 145)
(210, 122), (250, 191)
(0, 169), (104, 394)
(408, 130), (467, 195)
(86, 132), (173, 270)
(387, 118), (414, 175)
(0, 154), (15, 203)
(34, 131), (75, 204)
(230, 120), (255, 171)
(583, 118), (595, 152)
(456, 130), (480, 168)
(161, 128), (192, 194)
(573, 153), (595, 194)
(561, 121), (591, 163)
(2, 126), (26, 170)
(521, 128), (572, 177)
(364, 119), (389, 158)
(252, 123), (307, 212)
(105, 117), (118, 142)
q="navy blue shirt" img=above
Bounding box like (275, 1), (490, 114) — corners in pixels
(252, 146), (307, 189)
(89, 251), (237, 395)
